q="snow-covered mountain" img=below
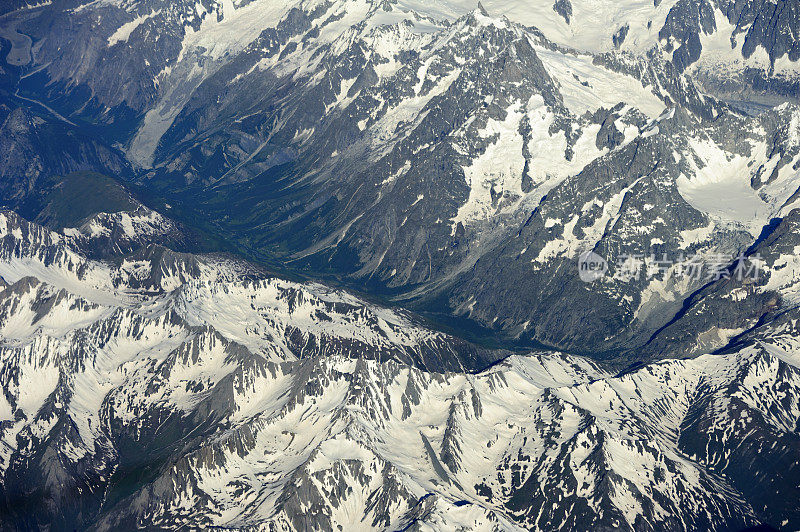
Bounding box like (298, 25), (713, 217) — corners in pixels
(2, 0), (800, 529)
(1, 210), (800, 530)
(94, 0), (799, 354)
(3, 2), (798, 339)
(0, 210), (497, 372)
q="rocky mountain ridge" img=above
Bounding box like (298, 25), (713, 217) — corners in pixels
(1, 1), (800, 529)
(2, 0), (800, 356)
(0, 209), (799, 530)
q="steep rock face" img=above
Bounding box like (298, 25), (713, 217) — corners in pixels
(659, 0), (717, 71)
(10, 0), (201, 138)
(715, 0), (800, 65)
(641, 205), (800, 358)
(0, 108), (42, 201)
(0, 108), (129, 207)
(445, 104), (800, 353)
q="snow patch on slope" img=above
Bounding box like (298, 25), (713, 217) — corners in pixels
(107, 9), (161, 46)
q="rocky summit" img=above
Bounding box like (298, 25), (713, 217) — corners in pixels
(0, 0), (799, 530)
